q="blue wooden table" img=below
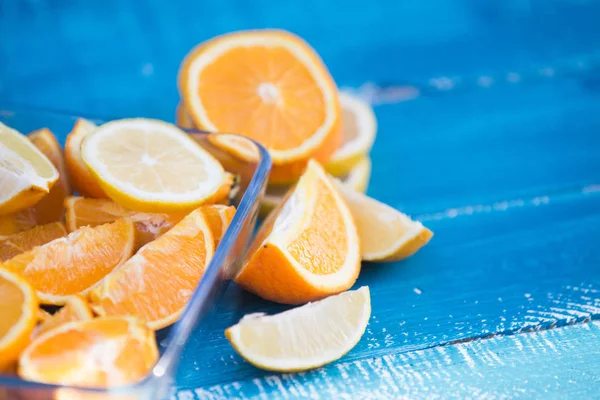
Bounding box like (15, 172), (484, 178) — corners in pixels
(1, 1), (600, 398)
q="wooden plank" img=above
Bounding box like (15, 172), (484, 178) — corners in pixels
(173, 321), (600, 399)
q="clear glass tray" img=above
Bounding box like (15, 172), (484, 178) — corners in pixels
(0, 107), (271, 400)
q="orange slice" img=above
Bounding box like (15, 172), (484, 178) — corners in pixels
(207, 132), (261, 163)
(0, 122), (59, 216)
(4, 219), (135, 305)
(201, 204), (236, 247)
(65, 196), (187, 249)
(0, 222), (67, 261)
(235, 160), (360, 304)
(28, 128), (72, 223)
(18, 316), (158, 388)
(34, 295), (93, 338)
(90, 208), (214, 329)
(333, 180), (433, 262)
(81, 118), (227, 212)
(178, 30), (341, 178)
(64, 119), (107, 198)
(0, 267), (38, 369)
(0, 209), (37, 236)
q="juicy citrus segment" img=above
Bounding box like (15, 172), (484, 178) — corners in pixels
(4, 219), (135, 305)
(0, 122), (59, 216)
(179, 29), (341, 165)
(0, 222), (67, 261)
(64, 119), (107, 198)
(0, 267), (38, 368)
(235, 160), (360, 304)
(201, 204), (236, 247)
(0, 209), (37, 236)
(176, 103), (195, 130)
(261, 156), (371, 217)
(81, 118), (227, 212)
(333, 180), (433, 262)
(28, 128), (72, 223)
(64, 196), (187, 250)
(89, 209), (214, 330)
(34, 295), (93, 338)
(18, 316), (158, 388)
(226, 286), (370, 372)
(325, 92), (377, 177)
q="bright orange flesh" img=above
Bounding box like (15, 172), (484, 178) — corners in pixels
(201, 204), (236, 247)
(179, 30), (341, 170)
(18, 316), (158, 388)
(89, 209), (214, 329)
(0, 209), (37, 236)
(0, 267), (38, 369)
(28, 128), (72, 223)
(4, 219), (135, 304)
(0, 222), (67, 261)
(34, 295), (93, 338)
(235, 161), (360, 304)
(65, 196), (187, 250)
(64, 119), (107, 198)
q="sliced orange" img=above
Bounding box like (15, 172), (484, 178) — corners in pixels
(176, 102), (195, 130)
(235, 160), (360, 304)
(64, 119), (107, 198)
(81, 118), (227, 212)
(0, 209), (37, 236)
(34, 295), (93, 338)
(333, 180), (433, 262)
(207, 132), (261, 163)
(90, 208), (214, 329)
(18, 316), (158, 388)
(201, 204), (236, 247)
(28, 128), (72, 223)
(0, 267), (38, 369)
(0, 222), (67, 261)
(178, 29), (341, 182)
(4, 219), (135, 305)
(64, 196), (187, 250)
(0, 122), (59, 216)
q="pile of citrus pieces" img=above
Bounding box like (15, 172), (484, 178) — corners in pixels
(0, 28), (433, 390)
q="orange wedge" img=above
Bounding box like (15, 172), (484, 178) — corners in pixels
(18, 316), (158, 388)
(90, 208), (214, 330)
(0, 209), (37, 237)
(65, 196), (187, 249)
(34, 295), (93, 338)
(64, 119), (107, 198)
(178, 29), (341, 183)
(235, 160), (360, 304)
(28, 128), (72, 223)
(0, 222), (67, 261)
(201, 204), (236, 247)
(0, 267), (38, 369)
(0, 122), (59, 216)
(4, 219), (135, 305)
(333, 181), (433, 262)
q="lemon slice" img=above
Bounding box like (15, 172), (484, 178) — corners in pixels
(226, 286), (370, 371)
(0, 122), (58, 216)
(333, 181), (433, 262)
(81, 118), (226, 212)
(325, 92), (377, 177)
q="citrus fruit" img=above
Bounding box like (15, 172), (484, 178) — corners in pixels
(4, 219), (135, 305)
(0, 209), (37, 236)
(28, 128), (72, 223)
(0, 222), (67, 261)
(333, 181), (433, 262)
(201, 204), (236, 247)
(34, 295), (93, 338)
(226, 286), (370, 372)
(0, 267), (38, 368)
(18, 316), (158, 388)
(178, 29), (341, 181)
(64, 119), (107, 198)
(81, 118), (227, 213)
(207, 132), (261, 163)
(176, 102), (195, 130)
(64, 196), (187, 250)
(260, 156), (371, 217)
(235, 160), (360, 304)
(324, 92), (377, 177)
(0, 122), (58, 216)
(89, 208), (214, 330)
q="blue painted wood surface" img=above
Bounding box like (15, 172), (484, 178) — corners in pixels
(2, 1), (600, 398)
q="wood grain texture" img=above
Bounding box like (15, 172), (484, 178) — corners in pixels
(173, 321), (600, 399)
